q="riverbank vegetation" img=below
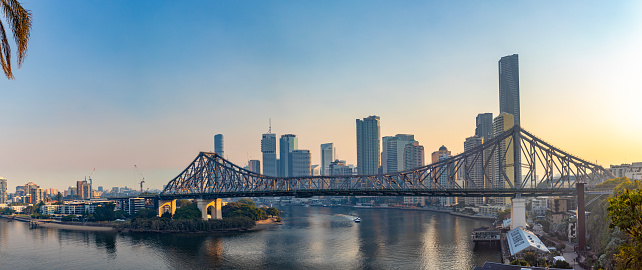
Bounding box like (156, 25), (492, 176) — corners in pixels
(586, 177), (642, 269)
(119, 199), (281, 232)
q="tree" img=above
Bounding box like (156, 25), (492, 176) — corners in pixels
(173, 203), (201, 220)
(551, 260), (572, 269)
(510, 259), (529, 266)
(93, 203), (116, 221)
(0, 0), (32, 79)
(22, 205), (34, 215)
(237, 198), (256, 207)
(522, 251), (538, 267)
(607, 184), (642, 270)
(135, 208), (158, 219)
(264, 207), (280, 217)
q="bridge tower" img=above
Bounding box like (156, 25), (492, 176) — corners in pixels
(196, 198), (222, 220)
(510, 194), (527, 229)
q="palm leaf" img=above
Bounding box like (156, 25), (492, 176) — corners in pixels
(1, 0), (32, 67)
(0, 20), (13, 79)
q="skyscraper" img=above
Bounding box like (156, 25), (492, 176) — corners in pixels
(320, 143), (335, 176)
(214, 134), (224, 157)
(279, 134), (298, 177)
(261, 133), (277, 176)
(0, 177), (7, 204)
(431, 145), (451, 164)
(404, 142), (425, 170)
(493, 112), (515, 206)
(475, 113), (493, 141)
(382, 134), (418, 173)
(291, 150), (311, 177)
(77, 180), (91, 200)
(464, 136), (484, 206)
(438, 153), (453, 206)
(356, 115), (380, 175)
(248, 160), (260, 174)
(499, 54), (520, 126)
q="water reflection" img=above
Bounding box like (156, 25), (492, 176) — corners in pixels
(1, 207), (501, 269)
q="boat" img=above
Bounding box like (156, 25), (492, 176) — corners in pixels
(354, 218), (361, 223)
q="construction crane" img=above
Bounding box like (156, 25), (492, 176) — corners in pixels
(134, 165), (145, 194)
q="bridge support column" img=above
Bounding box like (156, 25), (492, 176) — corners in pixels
(196, 198), (222, 220)
(577, 182), (586, 252)
(158, 199), (177, 217)
(511, 194), (527, 230)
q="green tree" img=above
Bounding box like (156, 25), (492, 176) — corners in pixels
(61, 214), (76, 221)
(0, 0), (32, 79)
(510, 259), (529, 266)
(176, 199), (192, 207)
(22, 205), (34, 215)
(237, 198), (256, 207)
(135, 208), (158, 219)
(264, 207), (280, 216)
(607, 183), (642, 270)
(93, 203), (116, 221)
(173, 203), (202, 220)
(551, 260), (572, 269)
(522, 251), (538, 267)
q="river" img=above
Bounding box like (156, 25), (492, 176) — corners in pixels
(0, 206), (501, 269)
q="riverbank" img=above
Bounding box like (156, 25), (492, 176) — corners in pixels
(2, 215), (117, 231)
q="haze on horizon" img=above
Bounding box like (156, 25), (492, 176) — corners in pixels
(1, 1), (641, 191)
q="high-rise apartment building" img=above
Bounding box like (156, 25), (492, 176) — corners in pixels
(77, 180), (91, 200)
(320, 143), (335, 176)
(404, 142), (425, 170)
(431, 145), (451, 164)
(248, 160), (261, 174)
(0, 177), (7, 204)
(356, 115), (380, 175)
(499, 54), (520, 126)
(382, 134), (421, 173)
(279, 134), (298, 177)
(214, 134), (224, 157)
(464, 136), (484, 206)
(439, 154), (454, 206)
(493, 112), (515, 206)
(475, 113), (494, 141)
(261, 133), (277, 176)
(291, 150), (311, 177)
(330, 160), (353, 176)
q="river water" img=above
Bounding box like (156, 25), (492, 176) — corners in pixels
(0, 206), (501, 269)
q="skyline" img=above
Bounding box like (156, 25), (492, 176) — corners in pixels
(1, 1), (642, 191)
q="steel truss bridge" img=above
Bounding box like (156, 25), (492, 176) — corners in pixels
(160, 125), (614, 199)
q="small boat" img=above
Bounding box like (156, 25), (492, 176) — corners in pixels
(354, 218), (361, 223)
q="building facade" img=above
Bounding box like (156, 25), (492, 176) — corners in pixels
(248, 160), (260, 174)
(291, 149), (311, 177)
(0, 177), (6, 204)
(320, 143), (335, 176)
(493, 112), (515, 206)
(356, 115), (380, 175)
(475, 113), (494, 141)
(499, 54), (520, 126)
(77, 180), (91, 200)
(214, 134), (224, 157)
(279, 134), (298, 177)
(261, 133), (277, 176)
(382, 134), (417, 173)
(464, 136), (484, 206)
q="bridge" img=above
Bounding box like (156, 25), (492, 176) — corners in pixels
(157, 125), (614, 251)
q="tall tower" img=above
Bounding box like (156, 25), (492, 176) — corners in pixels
(356, 115), (380, 175)
(320, 143), (335, 176)
(279, 134), (298, 177)
(382, 134), (417, 173)
(493, 112), (515, 206)
(499, 54), (520, 126)
(261, 133), (277, 177)
(214, 134), (224, 157)
(291, 149), (311, 177)
(0, 177), (7, 204)
(475, 113), (494, 142)
(464, 136), (484, 206)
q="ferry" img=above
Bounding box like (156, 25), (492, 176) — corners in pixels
(354, 218), (361, 223)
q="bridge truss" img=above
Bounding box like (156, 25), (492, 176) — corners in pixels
(160, 126), (614, 199)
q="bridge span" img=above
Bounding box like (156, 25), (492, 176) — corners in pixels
(157, 125), (614, 251)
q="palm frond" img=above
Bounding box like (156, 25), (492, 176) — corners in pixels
(0, 20), (13, 79)
(1, 0), (32, 67)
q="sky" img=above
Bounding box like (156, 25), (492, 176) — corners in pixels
(1, 1), (641, 192)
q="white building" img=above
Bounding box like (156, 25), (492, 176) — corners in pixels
(320, 143), (335, 176)
(608, 162), (642, 180)
(506, 227), (550, 256)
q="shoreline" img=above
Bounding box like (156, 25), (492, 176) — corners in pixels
(290, 205), (496, 221)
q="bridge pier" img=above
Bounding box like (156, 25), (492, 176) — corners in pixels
(158, 199), (177, 217)
(196, 198), (222, 220)
(510, 194), (527, 229)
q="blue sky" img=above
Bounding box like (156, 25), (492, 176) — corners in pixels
(1, 1), (641, 191)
